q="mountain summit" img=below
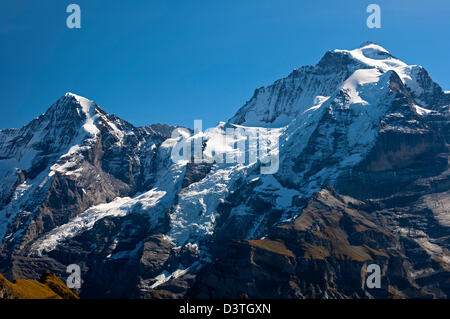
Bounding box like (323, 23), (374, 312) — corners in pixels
(230, 42), (449, 127)
(0, 43), (449, 298)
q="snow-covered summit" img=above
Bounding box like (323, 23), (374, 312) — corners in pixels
(1, 43), (449, 299)
(50, 92), (98, 120)
(229, 42), (449, 127)
(335, 42), (395, 63)
(64, 92), (96, 113)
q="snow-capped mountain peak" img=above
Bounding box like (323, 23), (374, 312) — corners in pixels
(229, 42), (449, 127)
(44, 92), (100, 136)
(1, 43), (449, 299)
(334, 43), (399, 66)
(64, 92), (97, 115)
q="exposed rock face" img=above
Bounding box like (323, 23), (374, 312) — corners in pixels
(0, 43), (449, 299)
(188, 188), (444, 298)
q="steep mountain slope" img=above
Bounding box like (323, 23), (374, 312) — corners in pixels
(0, 42), (449, 298)
(230, 42), (449, 127)
(0, 271), (78, 299)
(188, 187), (449, 298)
(0, 93), (179, 280)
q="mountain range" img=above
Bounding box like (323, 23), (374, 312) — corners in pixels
(0, 42), (449, 298)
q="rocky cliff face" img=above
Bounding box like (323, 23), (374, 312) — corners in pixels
(0, 42), (449, 299)
(188, 188), (448, 298)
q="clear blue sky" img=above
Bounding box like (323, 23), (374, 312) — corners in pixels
(1, 0), (449, 130)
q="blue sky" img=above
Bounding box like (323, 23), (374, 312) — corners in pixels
(1, 0), (449, 129)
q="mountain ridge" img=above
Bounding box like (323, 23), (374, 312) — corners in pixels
(0, 42), (449, 298)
